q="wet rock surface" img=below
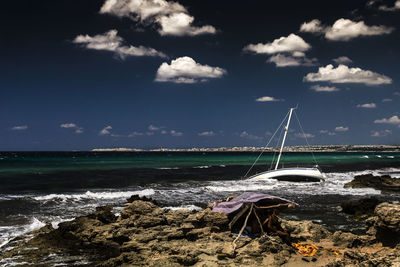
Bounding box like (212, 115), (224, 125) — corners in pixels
(1, 197), (400, 266)
(344, 174), (400, 192)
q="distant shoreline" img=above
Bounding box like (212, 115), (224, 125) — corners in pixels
(91, 145), (400, 153)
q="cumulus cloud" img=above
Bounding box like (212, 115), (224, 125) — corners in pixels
(99, 0), (216, 36)
(60, 123), (83, 134)
(240, 131), (262, 140)
(299, 18), (393, 41)
(310, 85), (340, 92)
(255, 96), (283, 102)
(161, 130), (167, 134)
(374, 115), (400, 125)
(394, 92), (400, 96)
(304, 64), (392, 85)
(356, 103), (376, 108)
(170, 130), (183, 136)
(299, 19), (326, 33)
(198, 131), (215, 136)
(99, 126), (112, 135)
(335, 126), (349, 132)
(243, 34), (311, 55)
(382, 98), (392, 102)
(267, 53), (317, 67)
(73, 30), (167, 59)
(155, 56), (227, 83)
(333, 56), (352, 64)
(11, 125), (28, 131)
(371, 129), (392, 137)
(378, 0), (400, 11)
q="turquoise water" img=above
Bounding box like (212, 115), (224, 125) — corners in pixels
(0, 151), (399, 176)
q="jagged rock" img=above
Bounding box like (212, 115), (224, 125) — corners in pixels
(91, 205), (117, 224)
(340, 197), (382, 216)
(282, 220), (331, 242)
(344, 174), (400, 192)
(373, 202), (400, 246)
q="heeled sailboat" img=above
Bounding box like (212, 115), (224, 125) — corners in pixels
(247, 107), (325, 182)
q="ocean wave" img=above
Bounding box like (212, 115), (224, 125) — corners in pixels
(156, 167), (180, 170)
(193, 165), (211, 169)
(33, 189), (155, 202)
(0, 217), (45, 249)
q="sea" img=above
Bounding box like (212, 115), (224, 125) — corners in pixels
(1, 151), (400, 263)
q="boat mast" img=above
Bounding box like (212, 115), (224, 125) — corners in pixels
(274, 107), (295, 170)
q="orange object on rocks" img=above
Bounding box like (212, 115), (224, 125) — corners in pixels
(292, 242), (318, 257)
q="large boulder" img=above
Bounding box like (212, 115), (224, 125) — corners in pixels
(373, 202), (400, 246)
(281, 220), (331, 242)
(340, 197), (382, 216)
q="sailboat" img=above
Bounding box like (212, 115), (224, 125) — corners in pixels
(247, 107), (325, 182)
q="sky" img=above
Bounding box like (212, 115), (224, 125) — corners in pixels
(1, 0), (400, 150)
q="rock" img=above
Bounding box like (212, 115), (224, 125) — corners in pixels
(91, 205), (117, 224)
(340, 197), (382, 216)
(373, 202), (400, 246)
(282, 220), (331, 242)
(344, 174), (400, 192)
(332, 231), (362, 248)
(121, 200), (162, 219)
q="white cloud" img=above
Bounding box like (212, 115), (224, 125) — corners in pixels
(161, 130), (167, 134)
(156, 13), (216, 36)
(99, 0), (216, 36)
(294, 133), (315, 138)
(255, 96), (283, 102)
(267, 54), (317, 67)
(371, 129), (392, 137)
(332, 56), (352, 64)
(304, 64), (392, 85)
(198, 131), (215, 136)
(60, 123), (77, 128)
(374, 115), (400, 125)
(310, 85), (340, 92)
(60, 123), (83, 134)
(394, 92), (400, 96)
(335, 126), (349, 132)
(299, 19), (326, 33)
(320, 130), (336, 136)
(326, 19), (394, 41)
(73, 30), (167, 59)
(148, 125), (161, 131)
(378, 0), (400, 11)
(299, 18), (393, 41)
(382, 98), (392, 102)
(240, 131), (262, 140)
(128, 131), (144, 137)
(356, 103), (376, 108)
(11, 125), (28, 131)
(170, 130), (183, 136)
(155, 56), (227, 83)
(99, 126), (112, 135)
(243, 34), (311, 55)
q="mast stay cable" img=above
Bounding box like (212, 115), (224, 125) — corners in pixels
(243, 110), (290, 179)
(293, 110), (318, 167)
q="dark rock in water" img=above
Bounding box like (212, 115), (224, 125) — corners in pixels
(127, 194), (158, 205)
(344, 174), (400, 192)
(341, 197), (382, 216)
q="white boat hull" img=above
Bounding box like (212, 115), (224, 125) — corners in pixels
(248, 167), (325, 182)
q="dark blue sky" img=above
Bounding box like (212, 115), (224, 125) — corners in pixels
(1, 0), (399, 150)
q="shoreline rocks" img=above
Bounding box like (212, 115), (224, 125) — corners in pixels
(344, 174), (400, 192)
(1, 196), (400, 266)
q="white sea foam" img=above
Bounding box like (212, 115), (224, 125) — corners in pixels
(163, 205), (202, 211)
(33, 189), (155, 202)
(156, 167), (180, 170)
(0, 217), (45, 249)
(193, 165), (211, 169)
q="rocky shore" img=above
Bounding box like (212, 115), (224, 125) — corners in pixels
(1, 195), (400, 266)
